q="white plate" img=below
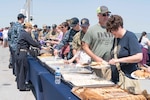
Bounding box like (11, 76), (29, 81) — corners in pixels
(131, 71), (146, 80)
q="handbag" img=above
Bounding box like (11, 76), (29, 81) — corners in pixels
(114, 38), (141, 94)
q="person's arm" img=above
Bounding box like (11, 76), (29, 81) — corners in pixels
(25, 33), (41, 49)
(50, 40), (59, 45)
(148, 67), (150, 73)
(109, 33), (143, 65)
(72, 49), (80, 63)
(7, 28), (12, 44)
(54, 30), (70, 56)
(72, 32), (80, 62)
(109, 53), (143, 65)
(55, 30), (70, 50)
(64, 55), (76, 64)
(82, 41), (103, 62)
(64, 51), (79, 64)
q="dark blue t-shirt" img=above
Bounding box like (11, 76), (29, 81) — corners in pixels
(111, 31), (141, 80)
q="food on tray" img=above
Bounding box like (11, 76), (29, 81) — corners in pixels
(90, 62), (101, 66)
(60, 67), (92, 74)
(40, 53), (52, 57)
(90, 61), (109, 66)
(89, 61), (110, 69)
(62, 73), (114, 87)
(72, 87), (146, 100)
(133, 70), (150, 79)
(45, 60), (64, 65)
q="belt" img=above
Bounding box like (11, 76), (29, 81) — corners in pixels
(20, 49), (27, 52)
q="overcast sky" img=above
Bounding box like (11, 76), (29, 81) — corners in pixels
(1, 0), (150, 33)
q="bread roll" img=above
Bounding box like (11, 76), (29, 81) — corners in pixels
(40, 53), (52, 57)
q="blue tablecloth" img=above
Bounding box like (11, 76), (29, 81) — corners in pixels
(40, 73), (79, 100)
(28, 57), (49, 100)
(28, 56), (79, 100)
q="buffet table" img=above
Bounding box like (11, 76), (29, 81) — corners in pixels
(28, 56), (79, 100)
(28, 56), (149, 100)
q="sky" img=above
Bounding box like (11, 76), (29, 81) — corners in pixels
(0, 0), (150, 33)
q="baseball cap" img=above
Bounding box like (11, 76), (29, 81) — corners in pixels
(17, 13), (26, 19)
(96, 6), (111, 14)
(24, 22), (32, 28)
(10, 22), (15, 25)
(52, 24), (57, 29)
(70, 17), (79, 27)
(80, 18), (89, 27)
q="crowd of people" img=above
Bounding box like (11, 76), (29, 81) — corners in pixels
(0, 5), (150, 93)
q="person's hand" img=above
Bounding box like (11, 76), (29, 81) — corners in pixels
(147, 67), (150, 73)
(140, 66), (147, 71)
(41, 46), (48, 50)
(108, 58), (118, 65)
(50, 40), (55, 44)
(64, 60), (71, 64)
(54, 49), (59, 56)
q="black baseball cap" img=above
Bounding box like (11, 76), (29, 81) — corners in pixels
(80, 18), (89, 27)
(52, 24), (57, 29)
(33, 24), (38, 28)
(70, 17), (79, 27)
(17, 13), (26, 19)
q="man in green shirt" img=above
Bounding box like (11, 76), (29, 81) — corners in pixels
(82, 6), (114, 79)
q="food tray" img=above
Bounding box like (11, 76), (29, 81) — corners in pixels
(44, 60), (64, 65)
(60, 67), (92, 74)
(71, 87), (146, 100)
(62, 73), (114, 87)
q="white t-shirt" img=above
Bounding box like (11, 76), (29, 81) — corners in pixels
(140, 37), (149, 49)
(2, 29), (8, 39)
(74, 50), (91, 64)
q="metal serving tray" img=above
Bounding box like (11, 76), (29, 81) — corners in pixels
(62, 73), (114, 87)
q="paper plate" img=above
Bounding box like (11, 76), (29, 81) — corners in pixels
(131, 71), (147, 80)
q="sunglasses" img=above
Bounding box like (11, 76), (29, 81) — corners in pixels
(102, 13), (110, 17)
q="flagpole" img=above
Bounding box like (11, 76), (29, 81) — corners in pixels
(27, 0), (30, 22)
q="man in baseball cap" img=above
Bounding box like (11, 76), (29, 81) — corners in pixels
(82, 5), (113, 80)
(9, 13), (26, 76)
(70, 17), (79, 27)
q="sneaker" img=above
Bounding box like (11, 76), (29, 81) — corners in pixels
(19, 88), (30, 91)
